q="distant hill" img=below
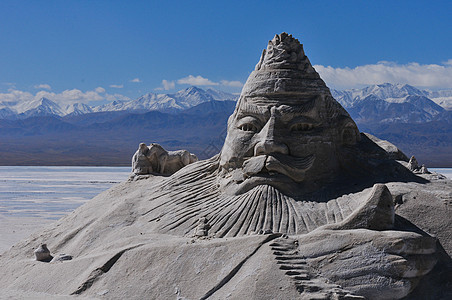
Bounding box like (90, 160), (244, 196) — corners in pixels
(0, 99), (235, 166)
(0, 84), (451, 167)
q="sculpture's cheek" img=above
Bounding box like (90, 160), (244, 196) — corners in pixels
(220, 129), (257, 168)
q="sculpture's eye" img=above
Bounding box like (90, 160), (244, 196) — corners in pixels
(239, 123), (258, 132)
(290, 123), (313, 132)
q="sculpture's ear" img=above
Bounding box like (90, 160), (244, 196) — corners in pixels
(341, 122), (360, 146)
(227, 114), (235, 127)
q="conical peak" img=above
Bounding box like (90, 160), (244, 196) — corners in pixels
(255, 32), (312, 72)
(241, 33), (325, 98)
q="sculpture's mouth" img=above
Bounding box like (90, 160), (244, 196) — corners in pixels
(241, 154), (315, 183)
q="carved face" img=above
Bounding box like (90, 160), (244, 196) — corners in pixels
(219, 96), (352, 197)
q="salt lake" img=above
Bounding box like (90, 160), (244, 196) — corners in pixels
(0, 166), (130, 252)
(0, 166), (131, 220)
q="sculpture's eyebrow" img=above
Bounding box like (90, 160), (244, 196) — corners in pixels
(236, 102), (269, 120)
(278, 104), (315, 115)
(277, 98), (317, 121)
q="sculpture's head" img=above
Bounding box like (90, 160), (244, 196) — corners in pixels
(219, 33), (360, 197)
(138, 143), (148, 153)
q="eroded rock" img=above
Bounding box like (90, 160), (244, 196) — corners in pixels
(34, 244), (52, 262)
(132, 142), (198, 176)
(408, 155), (419, 171)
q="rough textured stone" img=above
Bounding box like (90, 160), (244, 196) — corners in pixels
(51, 254), (73, 263)
(131, 142), (198, 176)
(34, 244), (52, 262)
(408, 155), (419, 171)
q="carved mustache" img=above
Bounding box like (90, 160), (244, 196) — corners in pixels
(241, 153), (316, 182)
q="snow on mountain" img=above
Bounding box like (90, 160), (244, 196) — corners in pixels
(423, 89), (452, 110)
(331, 83), (426, 108)
(331, 83), (445, 124)
(173, 86), (215, 108)
(92, 87), (237, 114)
(91, 100), (127, 113)
(330, 89), (355, 108)
(0, 106), (16, 119)
(92, 88), (206, 113)
(0, 87), (238, 119)
(0, 85), (446, 123)
(348, 95), (439, 124)
(205, 88), (239, 101)
(18, 97), (65, 118)
(125, 93), (184, 111)
(402, 95), (444, 117)
(362, 83), (424, 99)
(65, 103), (93, 116)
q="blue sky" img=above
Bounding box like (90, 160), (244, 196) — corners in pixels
(0, 0), (451, 106)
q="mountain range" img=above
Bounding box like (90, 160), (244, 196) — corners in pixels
(331, 83), (450, 123)
(0, 84), (450, 167)
(0, 87), (238, 119)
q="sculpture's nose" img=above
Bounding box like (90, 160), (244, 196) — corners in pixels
(254, 107), (289, 156)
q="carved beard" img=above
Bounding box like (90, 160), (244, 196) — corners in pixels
(143, 156), (361, 238)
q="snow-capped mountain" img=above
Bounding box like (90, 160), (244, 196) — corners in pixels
(91, 100), (128, 113)
(0, 106), (16, 119)
(127, 93), (182, 111)
(0, 87), (238, 119)
(0, 85), (447, 123)
(331, 83), (426, 108)
(331, 83), (445, 124)
(423, 89), (452, 110)
(92, 87), (237, 113)
(205, 88), (239, 101)
(18, 97), (65, 118)
(65, 103), (93, 116)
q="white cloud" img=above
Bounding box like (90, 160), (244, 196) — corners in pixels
(33, 84), (51, 90)
(0, 89), (33, 105)
(95, 87), (106, 93)
(109, 84), (124, 88)
(1, 82), (16, 90)
(314, 60), (452, 89)
(105, 93), (131, 102)
(158, 75), (243, 90)
(130, 78), (142, 83)
(162, 80), (175, 90)
(176, 75), (243, 89)
(0, 88), (130, 107)
(155, 80), (175, 91)
(177, 75), (219, 86)
(220, 80), (243, 88)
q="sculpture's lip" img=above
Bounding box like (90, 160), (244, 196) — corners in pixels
(243, 170), (295, 185)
